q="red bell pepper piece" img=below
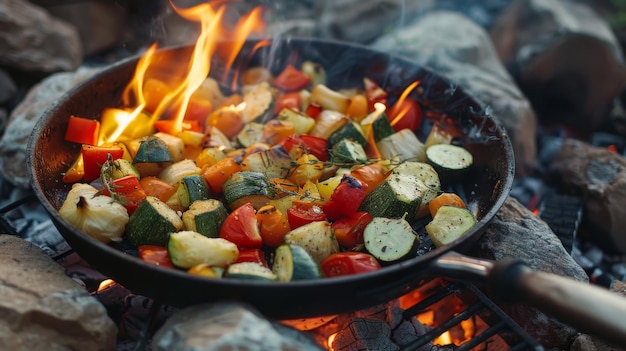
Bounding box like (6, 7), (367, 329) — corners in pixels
(363, 77), (388, 112)
(305, 103), (322, 119)
(277, 134), (328, 162)
(219, 203), (262, 249)
(387, 98), (422, 132)
(235, 248), (269, 268)
(65, 115), (100, 145)
(286, 205), (326, 229)
(138, 245), (174, 268)
(321, 252), (382, 277)
(332, 211), (373, 249)
(81, 144), (124, 182)
(101, 175), (147, 215)
(322, 175), (368, 221)
(273, 64), (311, 91)
(274, 92), (302, 114)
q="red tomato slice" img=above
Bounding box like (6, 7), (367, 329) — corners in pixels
(65, 115), (100, 145)
(322, 175), (368, 221)
(274, 92), (301, 114)
(321, 252), (382, 277)
(273, 64), (311, 91)
(219, 203), (262, 249)
(286, 205), (326, 229)
(81, 144), (124, 182)
(235, 248), (269, 268)
(387, 98), (422, 132)
(332, 211), (373, 249)
(138, 245), (174, 268)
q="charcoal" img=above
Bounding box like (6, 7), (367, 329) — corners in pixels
(330, 317), (398, 351)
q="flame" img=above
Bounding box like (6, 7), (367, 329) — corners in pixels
(389, 80), (419, 127)
(364, 102), (386, 160)
(99, 0), (266, 143)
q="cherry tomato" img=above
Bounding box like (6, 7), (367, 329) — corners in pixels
(332, 211), (373, 249)
(387, 98), (422, 132)
(321, 252), (382, 277)
(219, 203), (262, 249)
(100, 175), (147, 215)
(287, 205), (327, 229)
(274, 92), (301, 114)
(138, 245), (174, 268)
(235, 248), (269, 268)
(273, 64), (311, 91)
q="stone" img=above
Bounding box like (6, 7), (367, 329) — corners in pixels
(548, 138), (626, 253)
(0, 66), (100, 188)
(0, 0), (82, 73)
(371, 11), (538, 177)
(151, 301), (325, 351)
(471, 196), (587, 349)
(490, 0), (626, 133)
(0, 68), (17, 105)
(33, 1), (128, 57)
(0, 234), (116, 351)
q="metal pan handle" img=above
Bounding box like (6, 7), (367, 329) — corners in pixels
(430, 251), (626, 347)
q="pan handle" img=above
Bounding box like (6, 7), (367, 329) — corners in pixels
(430, 251), (626, 347)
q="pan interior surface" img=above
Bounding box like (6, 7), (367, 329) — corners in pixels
(27, 38), (514, 319)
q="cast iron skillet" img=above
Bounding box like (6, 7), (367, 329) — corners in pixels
(27, 38), (626, 345)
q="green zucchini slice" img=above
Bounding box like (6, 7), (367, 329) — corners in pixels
(363, 217), (417, 262)
(425, 205), (476, 247)
(272, 244), (321, 282)
(425, 144), (473, 182)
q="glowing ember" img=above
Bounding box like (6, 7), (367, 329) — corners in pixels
(97, 278), (115, 292)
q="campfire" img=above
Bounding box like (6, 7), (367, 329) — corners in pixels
(2, 1), (626, 351)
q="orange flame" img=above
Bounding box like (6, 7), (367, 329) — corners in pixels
(99, 0), (266, 143)
(389, 80), (419, 127)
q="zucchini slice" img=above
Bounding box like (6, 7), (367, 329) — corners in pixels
(241, 81), (275, 123)
(168, 231), (239, 269)
(363, 217), (417, 262)
(272, 244), (321, 282)
(329, 139), (368, 165)
(182, 199), (228, 238)
(358, 173), (429, 219)
(391, 161), (441, 218)
(425, 144), (473, 182)
(125, 196), (183, 247)
(225, 262), (277, 281)
(327, 120), (367, 148)
(132, 136), (174, 177)
(222, 171), (276, 210)
(425, 205), (476, 247)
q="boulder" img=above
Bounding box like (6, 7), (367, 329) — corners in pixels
(490, 0), (626, 133)
(0, 0), (82, 73)
(0, 234), (117, 351)
(371, 11), (537, 176)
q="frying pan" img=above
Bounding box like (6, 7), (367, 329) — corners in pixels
(27, 38), (626, 345)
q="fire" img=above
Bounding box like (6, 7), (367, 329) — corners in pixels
(99, 0), (267, 144)
(388, 80), (419, 128)
(97, 278), (115, 292)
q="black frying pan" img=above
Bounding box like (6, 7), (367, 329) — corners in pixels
(27, 38), (626, 346)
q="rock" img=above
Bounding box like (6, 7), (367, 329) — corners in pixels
(490, 0), (626, 133)
(570, 333), (626, 351)
(548, 138), (626, 253)
(0, 234), (116, 351)
(471, 196), (587, 349)
(0, 68), (17, 106)
(0, 66), (100, 188)
(371, 11), (537, 176)
(151, 301), (325, 351)
(0, 0), (82, 73)
(33, 0), (128, 57)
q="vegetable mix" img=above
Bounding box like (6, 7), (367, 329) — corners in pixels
(59, 61), (476, 281)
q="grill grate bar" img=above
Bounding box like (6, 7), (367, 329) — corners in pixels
(455, 319), (506, 351)
(402, 281), (465, 318)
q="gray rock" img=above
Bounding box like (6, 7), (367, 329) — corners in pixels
(152, 301), (325, 351)
(0, 68), (17, 105)
(0, 234), (117, 351)
(371, 11), (537, 176)
(472, 196), (588, 349)
(0, 0), (82, 72)
(0, 67), (100, 188)
(548, 138), (626, 254)
(490, 0), (626, 132)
